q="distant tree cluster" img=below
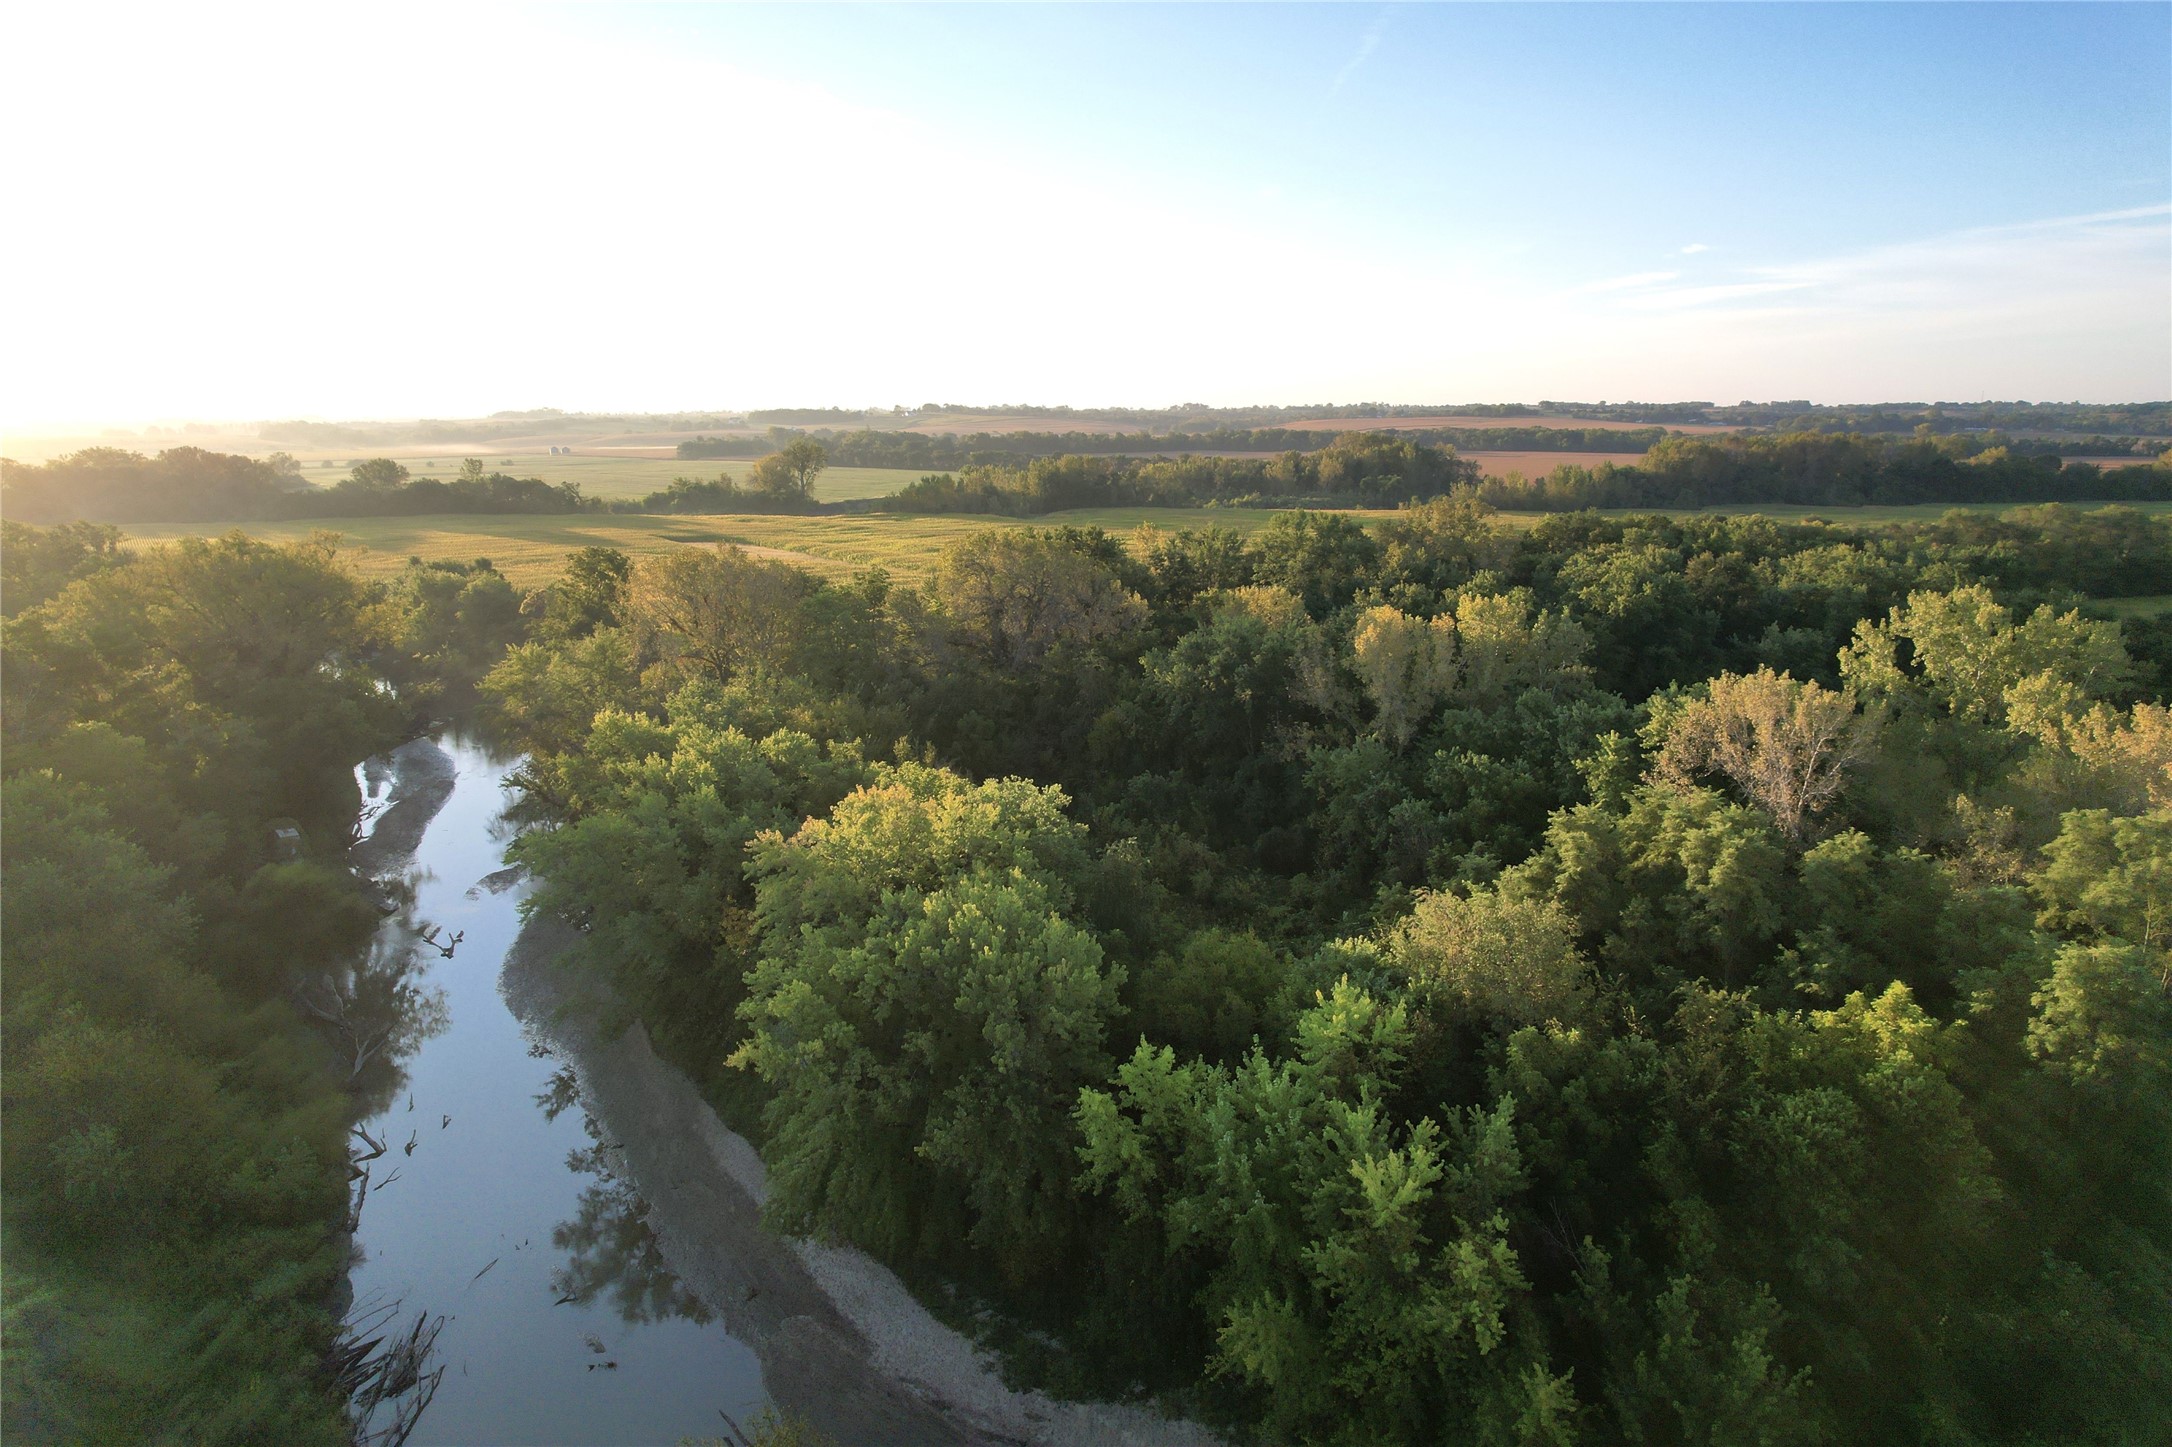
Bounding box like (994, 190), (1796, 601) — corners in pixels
(674, 435), (772, 460)
(1474, 432), (2171, 511)
(691, 425), (1673, 470)
(0, 444), (846, 525)
(0, 450), (593, 524)
(694, 421), (2168, 475)
(0, 446), (302, 522)
(889, 433), (1483, 512)
(1704, 398), (2172, 437)
(292, 457), (590, 517)
(740, 397), (2172, 436)
(625, 439), (830, 514)
(13, 430), (2165, 531)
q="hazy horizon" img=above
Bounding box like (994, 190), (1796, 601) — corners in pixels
(11, 392), (2172, 451)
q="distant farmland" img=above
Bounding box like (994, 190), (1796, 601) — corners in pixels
(112, 508), (1350, 588)
(1466, 449), (1649, 476)
(112, 499), (2171, 593)
(295, 453), (925, 502)
(1267, 414), (1737, 434)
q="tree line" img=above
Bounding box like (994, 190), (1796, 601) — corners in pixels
(477, 499), (2171, 1445)
(12, 431), (2167, 528)
(688, 424), (2167, 477)
(0, 449), (593, 525)
(1473, 432), (2172, 511)
(887, 433), (1486, 512)
(1, 443), (842, 525)
(743, 398), (2172, 435)
(680, 425), (1675, 468)
(884, 432), (2172, 517)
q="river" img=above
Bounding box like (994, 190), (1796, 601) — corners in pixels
(344, 733), (767, 1445)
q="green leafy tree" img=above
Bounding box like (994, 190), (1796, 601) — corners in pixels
(1394, 886), (1590, 1029)
(1125, 927), (1299, 1064)
(380, 557), (524, 702)
(479, 627), (643, 754)
(747, 437), (829, 499)
(514, 694), (870, 1077)
(0, 519), (126, 617)
(1079, 980), (1563, 1445)
(932, 529), (1146, 670)
(1252, 510), (1381, 616)
(536, 544), (633, 640)
(627, 544), (816, 686)
(732, 766), (1122, 1280)
(346, 456), (410, 490)
(2032, 807), (2172, 960)
(1841, 584), (2131, 730)
(9, 529), (400, 830)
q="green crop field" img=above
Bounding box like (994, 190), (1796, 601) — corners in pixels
(113, 508), (1330, 588)
(2093, 594), (2172, 619)
(112, 499), (2171, 592)
(1641, 500), (2172, 526)
(295, 453), (925, 503)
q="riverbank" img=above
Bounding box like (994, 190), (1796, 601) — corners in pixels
(500, 916), (1221, 1447)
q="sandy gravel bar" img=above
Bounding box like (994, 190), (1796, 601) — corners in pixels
(500, 915), (1220, 1447)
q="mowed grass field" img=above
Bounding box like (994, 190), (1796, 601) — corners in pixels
(1468, 450), (1649, 477)
(114, 508), (1351, 588)
(112, 499), (2172, 593)
(295, 453), (926, 503)
(1270, 415), (1737, 435)
(2094, 594), (2172, 619)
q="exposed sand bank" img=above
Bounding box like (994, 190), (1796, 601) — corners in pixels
(499, 916), (1220, 1447)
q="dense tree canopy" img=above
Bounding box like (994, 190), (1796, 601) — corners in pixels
(8, 493), (2169, 1445)
(0, 524), (531, 1443)
(483, 500), (2171, 1444)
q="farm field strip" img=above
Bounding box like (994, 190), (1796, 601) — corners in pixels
(289, 455), (926, 502)
(111, 500), (2172, 591)
(111, 508), (1349, 587)
(1268, 414), (1738, 434)
(2093, 594), (2172, 618)
(1467, 450), (1650, 476)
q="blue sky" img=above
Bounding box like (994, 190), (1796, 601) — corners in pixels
(601, 2), (2170, 268)
(3, 3), (2166, 423)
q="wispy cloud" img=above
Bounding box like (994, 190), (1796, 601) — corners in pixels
(1325, 10), (1390, 98)
(1596, 204), (2170, 319)
(1579, 269), (1681, 293)
(1612, 279), (1811, 311)
(1679, 242), (1711, 255)
(1519, 202), (2171, 402)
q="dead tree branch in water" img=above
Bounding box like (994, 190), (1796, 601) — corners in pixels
(346, 1124), (388, 1231)
(299, 979), (394, 1083)
(332, 1298), (445, 1447)
(411, 923), (463, 959)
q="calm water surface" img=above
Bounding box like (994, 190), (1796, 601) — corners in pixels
(345, 733), (767, 1446)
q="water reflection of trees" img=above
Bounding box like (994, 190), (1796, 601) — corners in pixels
(301, 873), (451, 1121)
(534, 1061), (714, 1326)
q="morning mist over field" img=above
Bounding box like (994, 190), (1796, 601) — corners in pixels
(5, 7), (2171, 1447)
